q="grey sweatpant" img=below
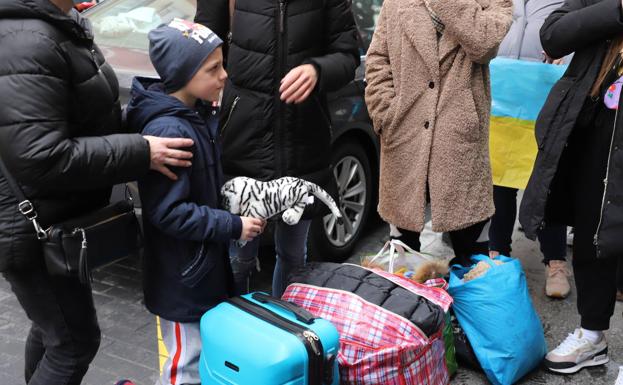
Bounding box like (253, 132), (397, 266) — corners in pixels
(157, 319), (202, 385)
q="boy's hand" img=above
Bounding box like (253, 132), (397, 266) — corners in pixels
(280, 64), (318, 104)
(240, 217), (265, 241)
(144, 136), (194, 181)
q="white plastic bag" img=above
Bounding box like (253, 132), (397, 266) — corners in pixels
(363, 240), (447, 281)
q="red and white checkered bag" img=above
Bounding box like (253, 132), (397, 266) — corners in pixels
(283, 279), (451, 385)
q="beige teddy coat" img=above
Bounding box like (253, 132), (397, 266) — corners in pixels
(365, 0), (512, 233)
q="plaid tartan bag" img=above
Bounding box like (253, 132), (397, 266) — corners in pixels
(283, 277), (451, 385)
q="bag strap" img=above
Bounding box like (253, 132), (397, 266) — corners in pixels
(369, 239), (437, 273)
(0, 154), (47, 240)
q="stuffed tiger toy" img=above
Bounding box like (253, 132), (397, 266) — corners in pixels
(221, 177), (343, 246)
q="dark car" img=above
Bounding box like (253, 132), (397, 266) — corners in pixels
(85, 0), (382, 261)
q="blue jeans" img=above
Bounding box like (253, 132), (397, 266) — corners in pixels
(230, 220), (311, 297)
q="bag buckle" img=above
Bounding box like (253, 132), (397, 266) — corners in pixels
(18, 200), (47, 240)
(18, 200), (37, 220)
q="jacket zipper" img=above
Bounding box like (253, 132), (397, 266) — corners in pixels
(89, 46), (100, 73)
(277, 0), (288, 176)
(228, 296), (324, 385)
(594, 106), (619, 256)
(279, 0), (286, 34)
(221, 96), (240, 137)
(71, 211), (129, 234)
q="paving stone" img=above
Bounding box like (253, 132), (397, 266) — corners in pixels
(91, 351), (157, 382)
(0, 351), (24, 381)
(104, 339), (159, 370)
(0, 373), (22, 385)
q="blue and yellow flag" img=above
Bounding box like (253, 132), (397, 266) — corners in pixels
(489, 58), (567, 189)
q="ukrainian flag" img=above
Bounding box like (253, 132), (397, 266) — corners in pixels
(489, 58), (567, 189)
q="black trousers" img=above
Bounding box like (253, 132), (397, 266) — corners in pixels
(2, 263), (101, 385)
(393, 219), (489, 267)
(489, 185), (567, 264)
(566, 97), (618, 331)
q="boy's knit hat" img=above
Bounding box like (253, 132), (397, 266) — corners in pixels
(148, 19), (223, 93)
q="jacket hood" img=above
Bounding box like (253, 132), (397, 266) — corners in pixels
(126, 77), (206, 132)
(0, 0), (93, 42)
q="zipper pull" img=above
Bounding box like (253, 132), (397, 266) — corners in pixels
(303, 330), (321, 356)
(279, 1), (286, 34)
(89, 48), (101, 73)
(221, 96), (240, 137)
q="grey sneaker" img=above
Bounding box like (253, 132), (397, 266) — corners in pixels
(544, 329), (608, 374)
(546, 260), (571, 299)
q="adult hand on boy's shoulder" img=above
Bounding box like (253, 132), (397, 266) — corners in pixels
(143, 135), (194, 181)
(280, 64), (318, 104)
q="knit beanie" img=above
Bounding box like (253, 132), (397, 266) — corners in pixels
(148, 19), (223, 93)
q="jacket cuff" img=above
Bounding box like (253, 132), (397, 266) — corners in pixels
(230, 214), (242, 240)
(303, 59), (323, 93)
(111, 133), (151, 182)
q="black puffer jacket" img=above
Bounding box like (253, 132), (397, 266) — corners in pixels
(0, 0), (150, 271)
(198, 0), (359, 189)
(519, 0), (623, 259)
(288, 263), (445, 337)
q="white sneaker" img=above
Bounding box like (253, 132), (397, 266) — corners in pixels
(615, 366), (623, 385)
(544, 329), (608, 374)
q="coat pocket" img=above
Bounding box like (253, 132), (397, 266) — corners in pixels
(179, 242), (215, 288)
(380, 96), (402, 138)
(456, 90), (482, 143)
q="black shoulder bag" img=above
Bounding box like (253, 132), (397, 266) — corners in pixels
(0, 155), (140, 284)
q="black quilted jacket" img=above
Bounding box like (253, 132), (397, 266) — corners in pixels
(519, 0), (623, 259)
(288, 262), (446, 337)
(0, 0), (150, 271)
(197, 0), (360, 189)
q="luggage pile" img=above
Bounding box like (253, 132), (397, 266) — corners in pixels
(196, 240), (546, 385)
(283, 263), (453, 385)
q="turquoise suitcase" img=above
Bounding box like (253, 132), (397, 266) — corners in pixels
(199, 292), (340, 385)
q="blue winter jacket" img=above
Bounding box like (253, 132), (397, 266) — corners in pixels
(127, 77), (242, 322)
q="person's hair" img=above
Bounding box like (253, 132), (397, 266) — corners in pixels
(591, 36), (623, 97)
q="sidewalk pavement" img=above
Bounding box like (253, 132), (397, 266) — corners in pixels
(1, 221), (623, 384)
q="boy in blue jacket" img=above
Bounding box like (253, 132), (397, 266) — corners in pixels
(126, 19), (264, 385)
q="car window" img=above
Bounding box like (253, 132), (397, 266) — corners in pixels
(351, 0), (383, 54)
(88, 0), (197, 52)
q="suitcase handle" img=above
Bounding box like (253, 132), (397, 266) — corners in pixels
(251, 293), (316, 324)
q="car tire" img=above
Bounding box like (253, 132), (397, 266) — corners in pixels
(308, 139), (374, 262)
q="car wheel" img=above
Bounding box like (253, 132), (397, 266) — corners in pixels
(309, 139), (373, 262)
